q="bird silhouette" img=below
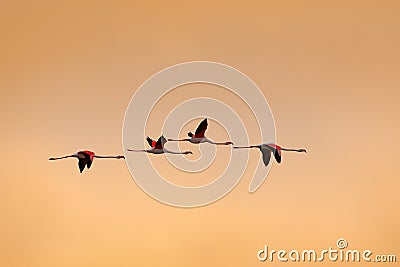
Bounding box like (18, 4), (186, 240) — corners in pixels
(168, 118), (233, 145)
(234, 143), (306, 166)
(49, 150), (125, 173)
(127, 135), (193, 155)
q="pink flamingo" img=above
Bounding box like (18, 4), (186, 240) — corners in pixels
(234, 143), (306, 166)
(168, 118), (233, 145)
(127, 135), (193, 155)
(49, 150), (124, 173)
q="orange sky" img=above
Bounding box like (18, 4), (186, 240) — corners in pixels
(0, 1), (399, 266)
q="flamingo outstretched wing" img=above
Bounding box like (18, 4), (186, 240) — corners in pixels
(154, 135), (167, 149)
(147, 137), (156, 148)
(266, 144), (282, 163)
(194, 118), (208, 138)
(82, 151), (95, 161)
(83, 151), (94, 168)
(260, 147), (272, 166)
(274, 149), (281, 163)
(85, 154), (93, 169)
(78, 158), (87, 173)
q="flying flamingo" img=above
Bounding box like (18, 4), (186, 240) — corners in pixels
(127, 135), (193, 155)
(234, 143), (306, 166)
(49, 150), (125, 173)
(167, 118), (233, 145)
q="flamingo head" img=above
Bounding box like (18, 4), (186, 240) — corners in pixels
(225, 141), (234, 145)
(299, 149), (307, 153)
(183, 151), (193, 155)
(117, 155), (125, 159)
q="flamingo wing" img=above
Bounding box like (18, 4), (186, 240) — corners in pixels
(154, 135), (167, 149)
(160, 135), (167, 147)
(78, 158), (87, 173)
(194, 118), (208, 138)
(274, 148), (281, 163)
(82, 150), (95, 161)
(85, 154), (93, 169)
(147, 137), (156, 148)
(260, 147), (272, 166)
(266, 144), (282, 163)
(81, 151), (94, 170)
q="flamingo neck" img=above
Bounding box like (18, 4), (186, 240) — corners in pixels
(214, 142), (233, 145)
(168, 138), (190, 142)
(163, 149), (190, 155)
(94, 155), (124, 159)
(49, 155), (75, 160)
(233, 145), (259, 149)
(281, 148), (306, 152)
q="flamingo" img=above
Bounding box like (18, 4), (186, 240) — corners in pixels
(234, 143), (306, 166)
(49, 150), (125, 173)
(167, 118), (233, 145)
(127, 135), (193, 155)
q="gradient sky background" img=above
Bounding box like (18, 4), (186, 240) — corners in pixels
(1, 1), (399, 266)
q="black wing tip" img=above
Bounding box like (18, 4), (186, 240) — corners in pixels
(188, 132), (193, 137)
(154, 136), (163, 148)
(146, 136), (153, 146)
(274, 150), (282, 163)
(78, 158), (87, 173)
